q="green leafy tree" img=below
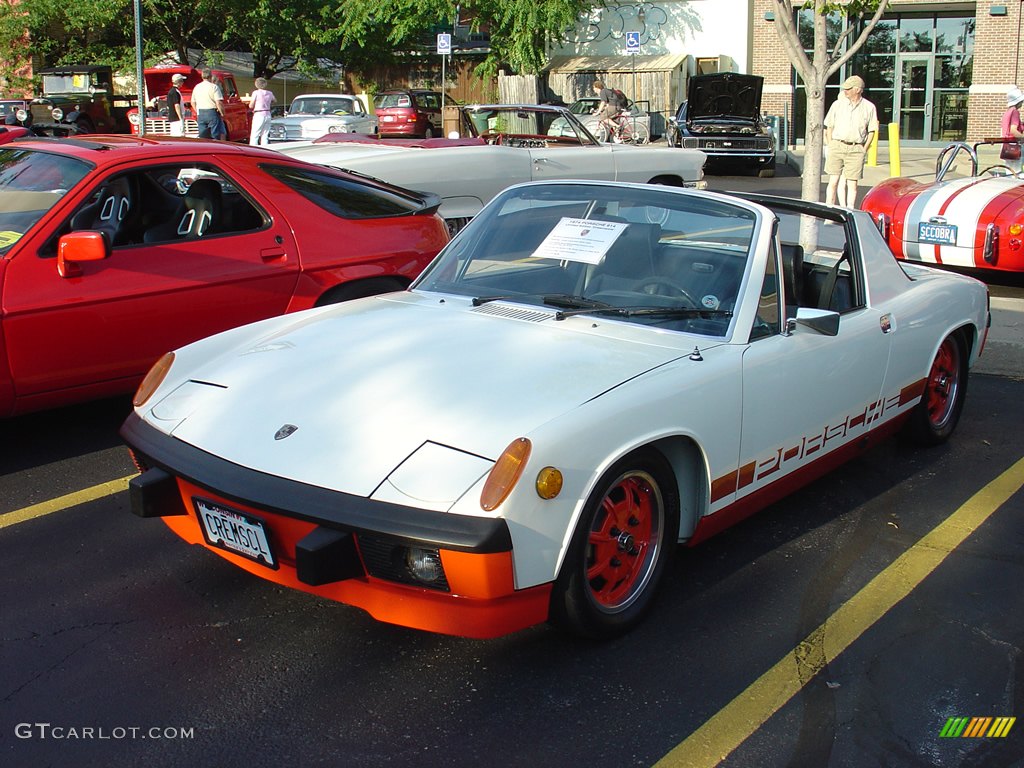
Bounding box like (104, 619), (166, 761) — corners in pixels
(768, 0), (891, 203)
(321, 0), (590, 76)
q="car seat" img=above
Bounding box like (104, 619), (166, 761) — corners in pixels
(143, 178), (222, 242)
(587, 222), (661, 294)
(70, 176), (133, 247)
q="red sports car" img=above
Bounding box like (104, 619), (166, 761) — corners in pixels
(0, 135), (448, 416)
(861, 140), (1024, 272)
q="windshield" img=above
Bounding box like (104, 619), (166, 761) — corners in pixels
(414, 183), (760, 337)
(0, 149), (91, 254)
(42, 74), (96, 94)
(464, 107), (599, 145)
(289, 97), (357, 116)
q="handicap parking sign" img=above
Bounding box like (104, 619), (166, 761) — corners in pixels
(626, 32), (641, 53)
(437, 33), (452, 55)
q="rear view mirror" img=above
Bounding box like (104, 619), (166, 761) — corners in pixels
(788, 307), (840, 336)
(57, 231), (110, 278)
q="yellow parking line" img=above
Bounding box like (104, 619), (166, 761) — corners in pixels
(0, 475), (134, 530)
(655, 455), (1024, 768)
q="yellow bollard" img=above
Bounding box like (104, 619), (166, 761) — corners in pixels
(867, 128), (878, 167)
(888, 122), (901, 177)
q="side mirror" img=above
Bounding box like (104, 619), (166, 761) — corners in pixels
(787, 307), (840, 336)
(57, 231), (110, 278)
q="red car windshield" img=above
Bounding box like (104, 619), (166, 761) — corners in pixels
(0, 149), (91, 254)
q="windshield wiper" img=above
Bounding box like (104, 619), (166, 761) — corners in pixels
(471, 293), (612, 309)
(553, 306), (733, 321)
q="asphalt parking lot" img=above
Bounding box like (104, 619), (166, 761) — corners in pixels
(1, 160), (1022, 768)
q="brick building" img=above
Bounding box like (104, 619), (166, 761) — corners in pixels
(555, 1), (1019, 147)
(754, 0), (1021, 146)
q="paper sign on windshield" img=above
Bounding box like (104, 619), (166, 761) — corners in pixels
(530, 218), (628, 265)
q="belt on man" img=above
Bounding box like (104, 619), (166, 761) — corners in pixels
(838, 139), (863, 146)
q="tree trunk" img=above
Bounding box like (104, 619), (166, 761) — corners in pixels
(801, 85), (827, 204)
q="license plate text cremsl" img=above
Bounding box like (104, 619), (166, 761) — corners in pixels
(194, 499), (277, 569)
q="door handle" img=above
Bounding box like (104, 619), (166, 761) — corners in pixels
(260, 247), (287, 263)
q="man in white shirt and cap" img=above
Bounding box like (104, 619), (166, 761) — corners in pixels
(823, 75), (879, 208)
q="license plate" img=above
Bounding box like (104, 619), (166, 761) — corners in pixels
(194, 498), (276, 568)
(381, 115), (395, 122)
(918, 222), (958, 245)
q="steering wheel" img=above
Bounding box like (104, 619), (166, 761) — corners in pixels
(632, 277), (699, 308)
(979, 164), (1020, 177)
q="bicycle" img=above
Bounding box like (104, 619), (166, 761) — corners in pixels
(596, 110), (650, 145)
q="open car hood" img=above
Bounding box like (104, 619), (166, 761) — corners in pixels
(687, 73), (764, 122)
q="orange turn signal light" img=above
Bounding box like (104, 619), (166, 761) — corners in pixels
(480, 438), (531, 511)
(535, 467), (563, 500)
(1009, 223), (1024, 236)
(133, 352), (175, 407)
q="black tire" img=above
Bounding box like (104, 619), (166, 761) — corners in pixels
(757, 162), (776, 178)
(549, 449), (679, 639)
(315, 277), (406, 306)
(903, 331), (968, 446)
(423, 127), (434, 139)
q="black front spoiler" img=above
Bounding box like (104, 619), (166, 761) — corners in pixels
(120, 412), (512, 554)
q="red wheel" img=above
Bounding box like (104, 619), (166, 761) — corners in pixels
(925, 337), (961, 429)
(586, 472), (662, 608)
(549, 450), (678, 638)
(904, 332), (968, 446)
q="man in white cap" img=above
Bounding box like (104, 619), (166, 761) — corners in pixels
(167, 73), (187, 137)
(999, 86), (1024, 173)
(823, 75), (879, 207)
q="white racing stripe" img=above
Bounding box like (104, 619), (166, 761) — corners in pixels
(904, 177), (1020, 266)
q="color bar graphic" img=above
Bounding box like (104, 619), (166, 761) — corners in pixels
(940, 716), (1016, 738)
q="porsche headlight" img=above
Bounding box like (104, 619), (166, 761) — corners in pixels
(51, 107), (64, 121)
(128, 112), (140, 125)
(480, 438), (531, 511)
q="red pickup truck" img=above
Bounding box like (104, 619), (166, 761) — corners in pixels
(128, 66), (251, 141)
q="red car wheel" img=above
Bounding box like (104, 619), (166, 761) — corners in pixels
(904, 332), (968, 446)
(550, 450), (678, 639)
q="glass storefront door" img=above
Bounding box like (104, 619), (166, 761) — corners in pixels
(897, 56), (933, 144)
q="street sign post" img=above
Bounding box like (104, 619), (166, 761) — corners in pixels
(626, 32), (641, 138)
(438, 34), (452, 115)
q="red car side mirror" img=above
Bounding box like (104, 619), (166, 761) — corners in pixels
(57, 231), (110, 278)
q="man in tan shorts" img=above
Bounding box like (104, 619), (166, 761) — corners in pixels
(823, 75), (879, 207)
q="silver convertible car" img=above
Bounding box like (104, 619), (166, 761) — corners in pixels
(275, 104), (706, 233)
(122, 181), (988, 640)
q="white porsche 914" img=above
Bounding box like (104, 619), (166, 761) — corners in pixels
(122, 181), (990, 640)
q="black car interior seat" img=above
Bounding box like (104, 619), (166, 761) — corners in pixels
(144, 179), (223, 242)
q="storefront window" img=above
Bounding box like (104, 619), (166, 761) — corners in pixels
(791, 11), (973, 145)
(899, 17), (933, 52)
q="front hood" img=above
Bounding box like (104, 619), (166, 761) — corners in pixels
(153, 294), (690, 497)
(687, 73), (764, 122)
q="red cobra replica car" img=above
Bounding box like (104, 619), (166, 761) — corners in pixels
(861, 140), (1024, 272)
(0, 135), (448, 416)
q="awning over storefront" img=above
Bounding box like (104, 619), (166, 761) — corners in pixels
(545, 54), (689, 75)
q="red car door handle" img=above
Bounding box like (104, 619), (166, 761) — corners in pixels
(260, 247), (287, 263)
